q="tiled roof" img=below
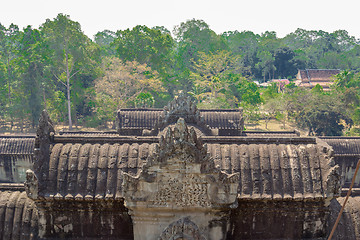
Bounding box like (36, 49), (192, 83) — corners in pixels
(243, 131), (300, 138)
(35, 136), (338, 201)
(208, 141), (337, 200)
(320, 137), (360, 156)
(118, 108), (242, 130)
(118, 108), (161, 129)
(306, 69), (340, 80)
(0, 191), (38, 239)
(0, 136), (35, 155)
(299, 69), (340, 81)
(58, 131), (118, 137)
(43, 142), (157, 200)
(297, 69), (340, 90)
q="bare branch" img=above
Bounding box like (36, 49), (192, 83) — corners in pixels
(69, 68), (82, 79)
(53, 72), (67, 87)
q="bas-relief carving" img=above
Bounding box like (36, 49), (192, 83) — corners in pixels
(159, 217), (207, 240)
(151, 173), (210, 208)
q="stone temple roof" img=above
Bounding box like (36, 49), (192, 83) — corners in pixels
(118, 108), (243, 130)
(117, 94), (244, 137)
(0, 190), (38, 239)
(32, 131), (339, 201)
(0, 95), (351, 239)
(319, 137), (360, 157)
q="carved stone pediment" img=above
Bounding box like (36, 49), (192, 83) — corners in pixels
(154, 93), (212, 135)
(122, 118), (239, 210)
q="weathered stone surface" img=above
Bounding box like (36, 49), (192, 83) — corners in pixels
(230, 200), (330, 239)
(34, 110), (55, 197)
(209, 140), (341, 200)
(122, 118), (239, 240)
(320, 137), (360, 189)
(159, 217), (206, 240)
(36, 199), (133, 239)
(0, 190), (39, 240)
(123, 118), (239, 209)
(34, 142), (157, 200)
(24, 169), (38, 199)
(328, 196), (360, 240)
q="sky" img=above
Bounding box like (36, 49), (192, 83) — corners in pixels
(1, 0), (359, 40)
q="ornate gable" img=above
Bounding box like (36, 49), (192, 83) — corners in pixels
(154, 93), (212, 135)
(122, 118), (239, 239)
(123, 118), (239, 209)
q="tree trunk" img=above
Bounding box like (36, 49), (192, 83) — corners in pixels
(20, 117), (23, 133)
(66, 52), (73, 130)
(265, 118), (269, 129)
(7, 58), (13, 130)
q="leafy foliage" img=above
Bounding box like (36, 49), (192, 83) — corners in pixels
(93, 57), (163, 125)
(1, 15), (360, 136)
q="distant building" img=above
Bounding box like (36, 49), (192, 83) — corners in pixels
(295, 69), (341, 91)
(259, 79), (290, 92)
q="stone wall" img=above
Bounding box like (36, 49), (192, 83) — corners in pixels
(36, 199), (133, 239)
(230, 200), (329, 239)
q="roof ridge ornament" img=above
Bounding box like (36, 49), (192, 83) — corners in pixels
(154, 93), (212, 135)
(33, 109), (55, 198)
(156, 118), (209, 165)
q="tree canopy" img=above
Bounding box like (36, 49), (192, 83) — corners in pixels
(1, 15), (360, 136)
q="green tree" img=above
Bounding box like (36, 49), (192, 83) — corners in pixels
(113, 25), (174, 98)
(0, 23), (22, 127)
(273, 47), (297, 79)
(94, 30), (116, 56)
(190, 50), (241, 108)
(294, 93), (345, 136)
(41, 13), (99, 129)
(114, 25), (174, 75)
(191, 50), (239, 97)
(94, 57), (164, 125)
(255, 51), (276, 82)
(232, 76), (261, 107)
(17, 26), (48, 128)
(173, 19), (227, 92)
(221, 30), (259, 76)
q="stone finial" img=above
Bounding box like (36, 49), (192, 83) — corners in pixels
(34, 110), (55, 198)
(36, 110), (55, 144)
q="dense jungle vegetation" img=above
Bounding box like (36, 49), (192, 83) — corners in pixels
(1, 14), (360, 136)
